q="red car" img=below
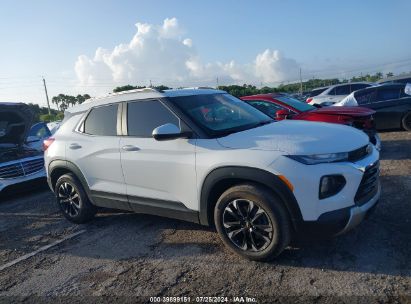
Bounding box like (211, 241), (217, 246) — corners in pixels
(241, 93), (381, 150)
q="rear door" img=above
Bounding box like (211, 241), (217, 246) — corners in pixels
(119, 99), (198, 211)
(372, 87), (402, 129)
(66, 103), (128, 209)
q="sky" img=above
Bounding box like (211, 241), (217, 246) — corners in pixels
(1, 0), (411, 108)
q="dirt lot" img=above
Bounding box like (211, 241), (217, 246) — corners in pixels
(0, 131), (410, 303)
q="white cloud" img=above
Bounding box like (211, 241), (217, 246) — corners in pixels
(74, 17), (300, 92)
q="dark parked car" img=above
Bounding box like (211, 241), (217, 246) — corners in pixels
(334, 83), (411, 130)
(0, 103), (46, 193)
(377, 73), (411, 85)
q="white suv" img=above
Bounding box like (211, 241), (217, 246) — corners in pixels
(44, 88), (380, 261)
(308, 82), (373, 106)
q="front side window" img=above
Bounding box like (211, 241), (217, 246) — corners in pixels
(171, 94), (272, 137)
(377, 88), (400, 101)
(127, 100), (179, 137)
(84, 104), (118, 136)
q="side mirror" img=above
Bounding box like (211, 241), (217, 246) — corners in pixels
(275, 109), (292, 120)
(152, 123), (191, 141)
(405, 83), (411, 96)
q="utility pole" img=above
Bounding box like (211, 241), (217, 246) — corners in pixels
(42, 77), (51, 115)
(149, 80), (152, 87)
(216, 76), (219, 88)
(299, 68), (303, 95)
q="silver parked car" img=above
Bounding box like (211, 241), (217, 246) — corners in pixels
(308, 82), (373, 107)
(0, 103), (47, 193)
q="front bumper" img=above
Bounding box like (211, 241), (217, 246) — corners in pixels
(373, 133), (381, 151)
(336, 181), (381, 235)
(299, 182), (380, 238)
(0, 169), (46, 192)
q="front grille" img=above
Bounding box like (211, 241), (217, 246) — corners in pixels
(0, 157), (44, 179)
(348, 145), (370, 162)
(355, 161), (380, 206)
(0, 163), (24, 178)
(22, 158), (44, 175)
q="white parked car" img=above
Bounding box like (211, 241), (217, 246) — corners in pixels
(0, 103), (46, 193)
(44, 88), (380, 261)
(308, 82), (373, 107)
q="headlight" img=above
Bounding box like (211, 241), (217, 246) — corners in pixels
(286, 152), (349, 165)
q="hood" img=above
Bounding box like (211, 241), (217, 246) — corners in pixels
(217, 120), (369, 155)
(311, 106), (375, 117)
(0, 103), (34, 147)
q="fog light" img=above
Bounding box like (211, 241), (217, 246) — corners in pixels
(319, 175), (346, 199)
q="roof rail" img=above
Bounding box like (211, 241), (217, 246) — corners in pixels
(84, 87), (160, 103)
(167, 87), (215, 90)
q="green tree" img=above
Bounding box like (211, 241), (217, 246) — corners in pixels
(39, 114), (57, 122)
(75, 94), (91, 104)
(113, 85), (145, 93)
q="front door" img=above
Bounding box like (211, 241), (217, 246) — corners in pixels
(119, 99), (198, 211)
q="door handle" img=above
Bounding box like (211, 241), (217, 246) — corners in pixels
(122, 145), (140, 151)
(69, 143), (82, 150)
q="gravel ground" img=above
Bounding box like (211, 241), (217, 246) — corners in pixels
(0, 131), (410, 303)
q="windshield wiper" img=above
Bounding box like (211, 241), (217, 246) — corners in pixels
(216, 120), (274, 137)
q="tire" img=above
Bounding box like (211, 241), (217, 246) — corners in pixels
(402, 112), (411, 131)
(55, 173), (96, 224)
(214, 183), (291, 261)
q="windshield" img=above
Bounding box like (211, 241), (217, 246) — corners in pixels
(171, 93), (273, 136)
(276, 96), (315, 112)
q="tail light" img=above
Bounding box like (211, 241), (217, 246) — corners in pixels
(43, 137), (55, 151)
(306, 97), (313, 103)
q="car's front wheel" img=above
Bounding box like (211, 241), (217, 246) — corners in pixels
(402, 112), (411, 131)
(214, 183), (291, 261)
(55, 173), (96, 224)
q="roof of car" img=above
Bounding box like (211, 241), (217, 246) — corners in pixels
(327, 82), (372, 88)
(65, 87), (226, 114)
(377, 73), (411, 83)
(240, 93), (284, 99)
(311, 86), (330, 91)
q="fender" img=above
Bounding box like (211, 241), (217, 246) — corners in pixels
(48, 159), (93, 198)
(199, 166), (303, 230)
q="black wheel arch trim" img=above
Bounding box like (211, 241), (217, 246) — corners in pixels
(48, 159), (93, 200)
(199, 166), (303, 230)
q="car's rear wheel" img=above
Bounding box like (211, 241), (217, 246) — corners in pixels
(214, 183), (291, 261)
(55, 173), (96, 223)
(402, 112), (411, 131)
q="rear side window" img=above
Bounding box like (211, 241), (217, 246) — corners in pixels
(355, 89), (377, 105)
(127, 100), (179, 137)
(335, 85), (351, 95)
(84, 104), (118, 136)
